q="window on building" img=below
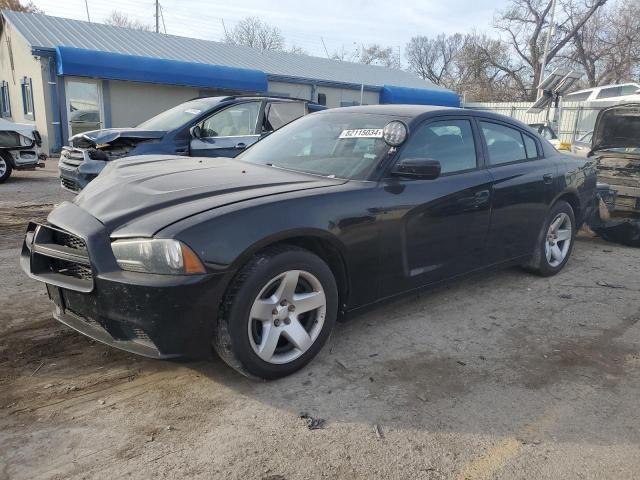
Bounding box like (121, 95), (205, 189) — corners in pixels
(480, 121), (528, 165)
(398, 119), (477, 174)
(21, 77), (34, 120)
(0, 81), (10, 117)
(317, 93), (327, 106)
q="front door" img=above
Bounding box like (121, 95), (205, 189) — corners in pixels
(66, 78), (103, 138)
(190, 101), (262, 157)
(378, 117), (493, 296)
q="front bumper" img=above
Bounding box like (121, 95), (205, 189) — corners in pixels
(20, 203), (230, 359)
(58, 148), (105, 192)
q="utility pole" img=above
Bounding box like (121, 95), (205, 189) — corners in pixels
(155, 0), (160, 33)
(538, 0), (557, 98)
(84, 0), (90, 22)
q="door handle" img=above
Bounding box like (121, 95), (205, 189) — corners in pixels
(235, 142), (247, 149)
(543, 173), (553, 184)
(474, 190), (490, 205)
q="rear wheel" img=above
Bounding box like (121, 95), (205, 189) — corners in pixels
(214, 246), (338, 379)
(525, 200), (575, 276)
(0, 153), (13, 183)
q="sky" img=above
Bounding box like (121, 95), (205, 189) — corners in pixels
(31, 0), (510, 61)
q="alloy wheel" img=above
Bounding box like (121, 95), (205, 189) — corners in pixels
(545, 212), (572, 267)
(0, 157), (6, 177)
(248, 269), (326, 364)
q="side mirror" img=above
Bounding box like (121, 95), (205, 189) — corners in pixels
(190, 125), (202, 139)
(392, 158), (441, 180)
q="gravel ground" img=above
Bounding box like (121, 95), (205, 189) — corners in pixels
(1, 162), (639, 480)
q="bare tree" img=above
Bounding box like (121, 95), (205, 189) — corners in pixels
(104, 11), (152, 31)
(360, 44), (400, 69)
(494, 0), (609, 99)
(561, 0), (640, 86)
(224, 17), (285, 51)
(406, 34), (464, 84)
(0, 0), (42, 13)
(289, 45), (308, 55)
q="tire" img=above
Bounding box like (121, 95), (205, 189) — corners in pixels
(213, 245), (338, 379)
(525, 200), (576, 277)
(0, 152), (13, 183)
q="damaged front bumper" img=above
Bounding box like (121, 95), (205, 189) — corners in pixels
(58, 147), (106, 192)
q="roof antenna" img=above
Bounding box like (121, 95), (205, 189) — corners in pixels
(320, 37), (330, 58)
(84, 0), (91, 22)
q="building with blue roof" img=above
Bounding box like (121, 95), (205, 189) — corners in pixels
(0, 10), (459, 153)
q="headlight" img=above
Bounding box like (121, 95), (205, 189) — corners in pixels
(111, 239), (206, 275)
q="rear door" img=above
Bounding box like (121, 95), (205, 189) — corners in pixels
(261, 101), (307, 134)
(190, 101), (262, 157)
(478, 118), (557, 264)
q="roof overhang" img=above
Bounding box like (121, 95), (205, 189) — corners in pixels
(380, 85), (460, 107)
(54, 46), (268, 93)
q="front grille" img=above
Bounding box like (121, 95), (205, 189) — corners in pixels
(60, 148), (86, 167)
(60, 178), (80, 193)
(50, 258), (92, 280)
(24, 223), (93, 292)
(52, 229), (86, 251)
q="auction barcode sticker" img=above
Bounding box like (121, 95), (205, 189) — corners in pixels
(339, 129), (384, 139)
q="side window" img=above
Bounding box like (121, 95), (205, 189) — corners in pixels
(21, 76), (34, 120)
(564, 91), (591, 102)
(317, 93), (327, 106)
(399, 119), (477, 174)
(264, 102), (306, 132)
(201, 101), (260, 137)
(523, 134), (539, 159)
(621, 84), (640, 95)
(596, 86), (622, 99)
(0, 81), (10, 117)
(480, 121), (528, 165)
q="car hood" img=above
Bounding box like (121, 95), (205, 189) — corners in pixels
(71, 128), (166, 147)
(74, 156), (346, 236)
(592, 103), (640, 155)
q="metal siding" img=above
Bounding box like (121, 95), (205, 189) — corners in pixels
(3, 11), (454, 92)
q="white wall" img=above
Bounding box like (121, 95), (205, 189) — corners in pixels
(108, 81), (200, 127)
(267, 81), (312, 100)
(0, 22), (54, 153)
(316, 86), (379, 108)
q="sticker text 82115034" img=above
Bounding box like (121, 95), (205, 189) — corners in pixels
(339, 129), (384, 139)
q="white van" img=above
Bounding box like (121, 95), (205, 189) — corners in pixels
(564, 83), (640, 102)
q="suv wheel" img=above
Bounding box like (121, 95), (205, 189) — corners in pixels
(214, 246), (338, 379)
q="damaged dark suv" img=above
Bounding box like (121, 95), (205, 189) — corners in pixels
(58, 95), (324, 192)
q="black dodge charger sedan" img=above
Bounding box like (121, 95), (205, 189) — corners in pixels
(21, 105), (597, 379)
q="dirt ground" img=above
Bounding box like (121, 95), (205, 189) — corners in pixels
(1, 162), (640, 480)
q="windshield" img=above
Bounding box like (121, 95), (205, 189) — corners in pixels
(136, 99), (215, 131)
(238, 112), (401, 180)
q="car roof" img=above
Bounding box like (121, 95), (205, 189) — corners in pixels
(321, 104), (457, 117)
(189, 95), (317, 104)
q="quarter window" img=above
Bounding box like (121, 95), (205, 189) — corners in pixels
(563, 91), (591, 102)
(264, 102), (306, 132)
(523, 134), (539, 159)
(0, 81), (10, 117)
(480, 122), (528, 165)
(398, 119), (477, 174)
(21, 76), (34, 119)
(201, 101), (260, 137)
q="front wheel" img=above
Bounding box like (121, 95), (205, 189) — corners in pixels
(214, 246), (338, 379)
(525, 200), (576, 277)
(0, 153), (13, 183)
